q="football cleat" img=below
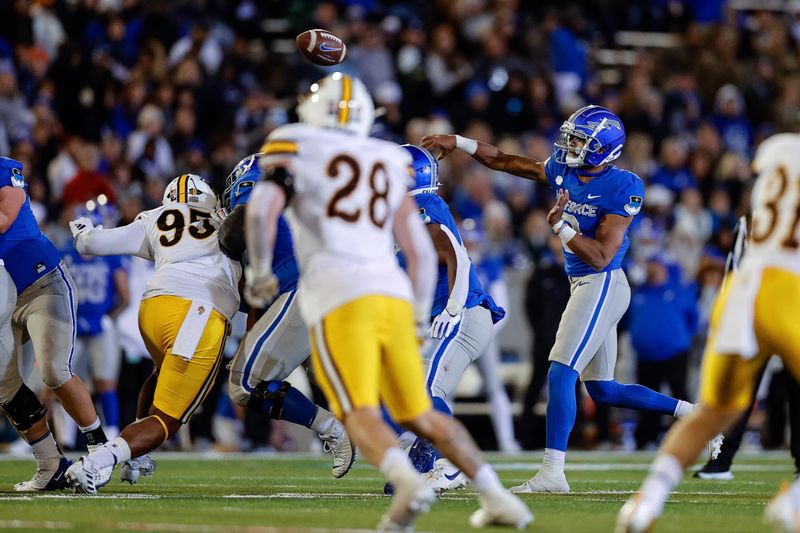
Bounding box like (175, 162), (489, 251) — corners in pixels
(693, 459), (733, 481)
(469, 489), (533, 529)
(407, 438), (437, 474)
(377, 477), (436, 532)
(319, 421), (356, 478)
(423, 458), (469, 494)
(65, 455), (113, 495)
(14, 456), (72, 492)
(765, 481), (800, 533)
(615, 493), (658, 533)
(120, 454), (157, 484)
(510, 469), (570, 494)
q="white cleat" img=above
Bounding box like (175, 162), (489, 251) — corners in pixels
(469, 489), (533, 529)
(510, 469), (570, 493)
(320, 420), (356, 478)
(694, 470), (733, 481)
(120, 454), (157, 484)
(423, 458), (470, 494)
(765, 482), (800, 533)
(615, 494), (658, 533)
(377, 476), (436, 532)
(14, 457), (71, 492)
(65, 456), (113, 495)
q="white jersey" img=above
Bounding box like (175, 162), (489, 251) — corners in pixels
(134, 204), (241, 319)
(746, 133), (800, 274)
(260, 123), (413, 324)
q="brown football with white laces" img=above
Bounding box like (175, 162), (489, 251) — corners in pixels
(296, 29), (347, 66)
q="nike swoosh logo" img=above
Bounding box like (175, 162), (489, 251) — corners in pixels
(319, 43), (342, 52)
(445, 470), (462, 481)
(587, 194), (601, 199)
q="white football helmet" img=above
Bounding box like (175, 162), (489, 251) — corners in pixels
(296, 72), (375, 137)
(162, 174), (217, 210)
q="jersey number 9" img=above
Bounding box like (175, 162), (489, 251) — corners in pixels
(156, 208), (215, 247)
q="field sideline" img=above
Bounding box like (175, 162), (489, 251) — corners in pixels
(0, 451), (792, 532)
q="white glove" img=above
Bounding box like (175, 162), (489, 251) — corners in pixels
(244, 265), (279, 309)
(429, 308), (463, 339)
(69, 217), (101, 238)
(208, 208), (226, 231)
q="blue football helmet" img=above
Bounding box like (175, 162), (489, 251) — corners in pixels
(77, 195), (119, 228)
(223, 153), (262, 212)
(402, 144), (439, 195)
(554, 105), (626, 168)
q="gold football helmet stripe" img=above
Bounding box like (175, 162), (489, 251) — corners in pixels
(338, 75), (352, 125)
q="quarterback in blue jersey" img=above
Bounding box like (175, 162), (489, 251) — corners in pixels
(0, 156), (108, 491)
(219, 154), (355, 477)
(423, 106), (697, 493)
(61, 200), (129, 441)
(389, 145), (506, 493)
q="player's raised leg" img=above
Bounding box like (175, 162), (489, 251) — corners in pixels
(15, 265), (109, 451)
(227, 288), (353, 478)
(67, 295), (228, 494)
(0, 262), (71, 491)
(376, 296), (532, 529)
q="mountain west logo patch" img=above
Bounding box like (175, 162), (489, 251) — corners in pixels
(10, 167), (25, 188)
(624, 195), (643, 216)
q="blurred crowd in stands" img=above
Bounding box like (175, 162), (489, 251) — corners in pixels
(1, 0), (795, 452)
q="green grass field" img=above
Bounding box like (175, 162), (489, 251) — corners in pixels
(0, 451), (792, 532)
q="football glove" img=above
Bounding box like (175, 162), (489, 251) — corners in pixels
(429, 307), (462, 339)
(244, 265), (279, 309)
(69, 217), (101, 238)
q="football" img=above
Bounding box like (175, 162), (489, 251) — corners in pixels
(296, 29), (347, 66)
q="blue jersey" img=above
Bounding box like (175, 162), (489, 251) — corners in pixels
(0, 170), (62, 293)
(61, 243), (125, 336)
(413, 193), (505, 323)
(230, 180), (298, 294)
(544, 158), (645, 277)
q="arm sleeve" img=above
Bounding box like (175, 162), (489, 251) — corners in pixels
(75, 217), (152, 259)
(438, 224), (471, 313)
(607, 175), (646, 218)
(218, 204), (246, 262)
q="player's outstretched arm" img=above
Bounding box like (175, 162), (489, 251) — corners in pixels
(394, 195), (437, 328)
(548, 189), (631, 271)
(243, 179), (285, 307)
(427, 223), (470, 338)
(0, 185), (25, 233)
(420, 133), (547, 183)
(72, 218), (150, 258)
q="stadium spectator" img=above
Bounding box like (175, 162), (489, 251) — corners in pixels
(628, 255), (698, 448)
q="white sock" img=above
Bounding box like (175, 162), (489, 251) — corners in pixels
(379, 446), (419, 485)
(89, 436), (132, 468)
(674, 400), (694, 419)
(310, 408), (335, 435)
(472, 463), (504, 494)
(639, 453), (684, 513)
(29, 431), (62, 468)
(79, 417), (101, 432)
(542, 448), (566, 474)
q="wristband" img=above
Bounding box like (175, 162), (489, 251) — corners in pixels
(552, 220), (577, 244)
(455, 135), (478, 156)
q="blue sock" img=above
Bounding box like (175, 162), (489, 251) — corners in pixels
(250, 381), (318, 428)
(584, 380), (679, 415)
(431, 396), (452, 417)
(98, 391), (119, 429)
(382, 405), (404, 436)
(546, 362), (579, 451)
